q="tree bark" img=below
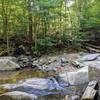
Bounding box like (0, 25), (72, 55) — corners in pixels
(28, 0), (33, 44)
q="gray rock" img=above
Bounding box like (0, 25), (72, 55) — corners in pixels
(61, 57), (68, 63)
(0, 59), (20, 71)
(17, 55), (34, 68)
(71, 60), (84, 68)
(67, 66), (89, 85)
(79, 53), (100, 61)
(89, 61), (100, 83)
(64, 95), (80, 100)
(0, 91), (37, 100)
(39, 59), (46, 66)
(18, 55), (29, 62)
(0, 56), (17, 62)
(32, 60), (39, 66)
(71, 95), (80, 100)
(47, 57), (57, 64)
(61, 57), (68, 67)
(97, 56), (100, 61)
(43, 65), (57, 72)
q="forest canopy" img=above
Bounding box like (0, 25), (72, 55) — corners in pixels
(0, 0), (100, 55)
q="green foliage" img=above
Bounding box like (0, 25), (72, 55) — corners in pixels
(80, 0), (100, 28)
(0, 0), (100, 55)
(32, 36), (54, 54)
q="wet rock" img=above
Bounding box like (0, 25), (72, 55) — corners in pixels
(0, 59), (20, 71)
(0, 91), (37, 100)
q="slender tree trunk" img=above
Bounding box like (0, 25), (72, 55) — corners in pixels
(64, 0), (67, 32)
(1, 0), (10, 55)
(75, 0), (80, 29)
(28, 0), (33, 51)
(66, 0), (73, 36)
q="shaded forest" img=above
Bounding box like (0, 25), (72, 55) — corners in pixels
(0, 0), (100, 56)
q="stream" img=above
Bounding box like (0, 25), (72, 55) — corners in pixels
(0, 68), (79, 100)
(0, 53), (88, 100)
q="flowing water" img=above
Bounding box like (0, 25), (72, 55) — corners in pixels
(0, 68), (65, 100)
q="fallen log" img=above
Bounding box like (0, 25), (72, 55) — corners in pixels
(82, 43), (100, 53)
(85, 46), (100, 53)
(84, 43), (100, 50)
(81, 81), (99, 100)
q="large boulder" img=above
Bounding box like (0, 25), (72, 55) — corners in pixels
(58, 66), (89, 85)
(0, 91), (37, 100)
(0, 59), (20, 71)
(89, 61), (100, 83)
(67, 66), (89, 85)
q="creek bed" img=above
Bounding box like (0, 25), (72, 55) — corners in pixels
(0, 68), (66, 100)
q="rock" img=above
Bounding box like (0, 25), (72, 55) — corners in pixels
(58, 72), (68, 82)
(64, 95), (80, 100)
(61, 57), (68, 67)
(0, 59), (20, 71)
(18, 55), (29, 62)
(64, 95), (70, 100)
(79, 53), (100, 61)
(39, 58), (46, 66)
(44, 65), (57, 72)
(32, 60), (39, 67)
(47, 57), (57, 64)
(61, 57), (68, 64)
(17, 55), (34, 68)
(0, 91), (37, 100)
(71, 60), (84, 68)
(0, 56), (17, 62)
(89, 61), (100, 83)
(71, 95), (80, 100)
(67, 66), (89, 85)
(97, 56), (100, 61)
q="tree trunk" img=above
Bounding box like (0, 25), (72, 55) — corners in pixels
(28, 0), (33, 50)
